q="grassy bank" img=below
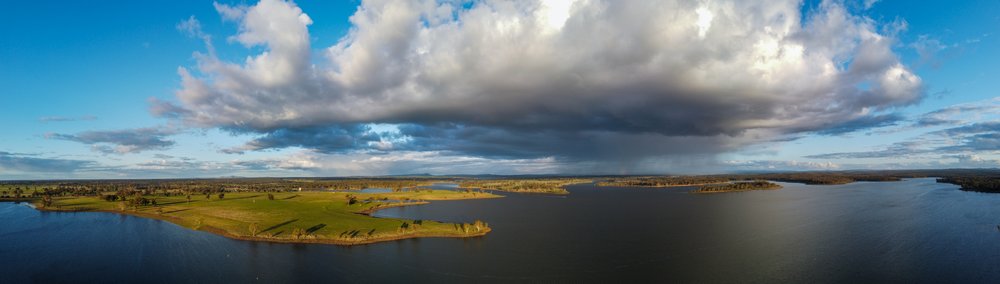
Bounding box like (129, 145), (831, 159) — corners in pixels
(34, 190), (500, 245)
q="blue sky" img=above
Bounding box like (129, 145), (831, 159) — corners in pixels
(1, 0), (998, 179)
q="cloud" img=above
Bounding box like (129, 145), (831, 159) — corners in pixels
(804, 141), (928, 159)
(814, 113), (904, 135)
(913, 104), (991, 127)
(0, 151), (94, 173)
(157, 0), (923, 170)
(935, 122), (1000, 152)
(221, 125), (382, 154)
(863, 0), (880, 9)
(260, 150), (568, 176)
(807, 119), (1000, 159)
(723, 160), (841, 171)
(910, 35), (957, 69)
(944, 154), (1000, 168)
(84, 155), (318, 178)
(176, 15), (214, 54)
(38, 115), (97, 122)
(46, 126), (180, 154)
(152, 153), (175, 159)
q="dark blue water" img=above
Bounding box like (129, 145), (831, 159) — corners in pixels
(2, 178), (999, 283)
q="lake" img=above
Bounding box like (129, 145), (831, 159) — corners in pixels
(2, 178), (999, 283)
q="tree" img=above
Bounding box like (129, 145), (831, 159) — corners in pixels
(473, 220), (488, 232)
(249, 223), (260, 237)
(40, 194), (53, 208)
(291, 228), (305, 239)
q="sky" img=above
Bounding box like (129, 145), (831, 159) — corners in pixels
(1, 0), (998, 179)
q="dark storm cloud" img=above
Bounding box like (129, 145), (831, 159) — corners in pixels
(47, 127), (179, 154)
(156, 0), (923, 165)
(394, 123), (737, 160)
(0, 151), (94, 172)
(221, 125), (381, 154)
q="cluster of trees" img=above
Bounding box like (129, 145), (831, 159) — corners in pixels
(0, 177), (459, 200)
(936, 177), (1000, 193)
(597, 176), (730, 187)
(345, 194), (396, 206)
(455, 220), (489, 234)
(398, 220), (425, 232)
(724, 173), (901, 185)
(599, 170), (1000, 193)
(600, 172), (909, 187)
(306, 178), (447, 191)
(0, 187), (28, 199)
(694, 181), (782, 193)
(129, 195), (157, 207)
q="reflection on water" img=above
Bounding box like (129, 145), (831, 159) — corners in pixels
(2, 178), (999, 283)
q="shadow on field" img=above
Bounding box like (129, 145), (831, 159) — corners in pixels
(306, 224), (326, 234)
(163, 208), (190, 214)
(223, 195), (261, 201)
(261, 219), (299, 234)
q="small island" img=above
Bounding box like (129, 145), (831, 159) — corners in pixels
(691, 181), (783, 193)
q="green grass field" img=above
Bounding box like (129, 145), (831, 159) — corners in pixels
(38, 190), (500, 245)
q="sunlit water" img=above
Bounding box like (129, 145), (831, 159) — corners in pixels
(2, 178), (998, 283)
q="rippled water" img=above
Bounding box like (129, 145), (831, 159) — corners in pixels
(2, 178), (999, 283)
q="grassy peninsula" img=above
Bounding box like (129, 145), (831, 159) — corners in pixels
(458, 178), (589, 194)
(15, 185), (500, 245)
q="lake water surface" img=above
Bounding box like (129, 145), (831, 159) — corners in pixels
(2, 178), (999, 283)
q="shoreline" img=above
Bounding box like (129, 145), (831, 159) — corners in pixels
(458, 187), (571, 195)
(21, 195), (495, 246)
(690, 187), (782, 194)
(595, 182), (730, 188)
